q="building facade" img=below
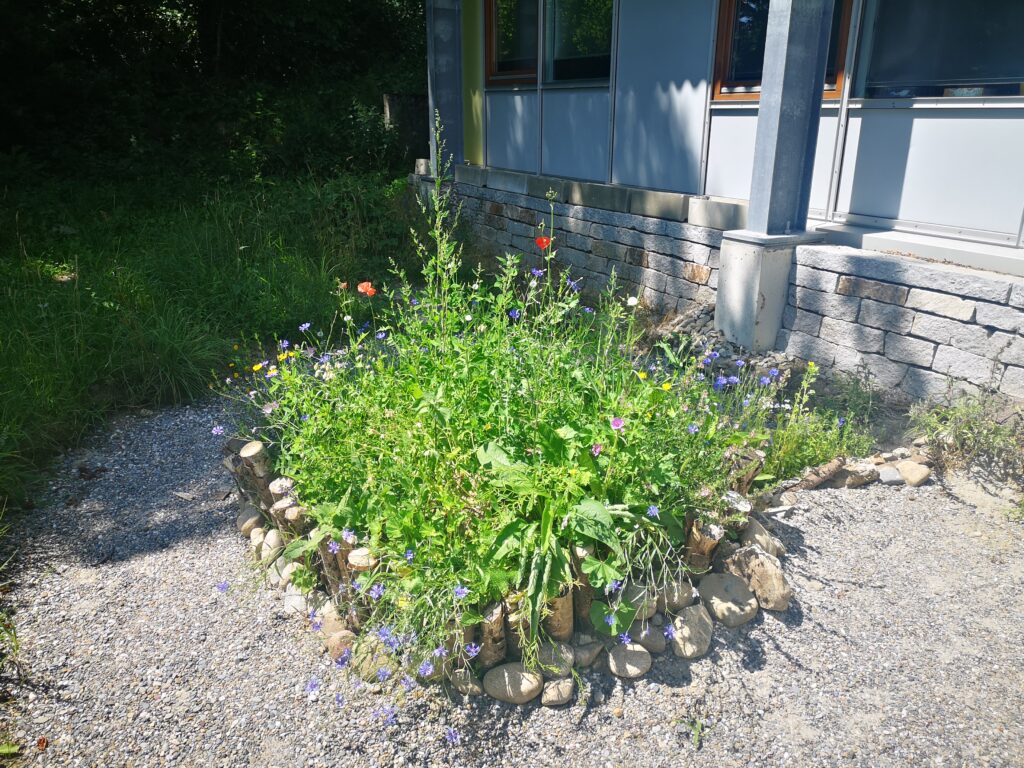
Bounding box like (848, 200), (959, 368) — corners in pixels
(423, 0), (1024, 401)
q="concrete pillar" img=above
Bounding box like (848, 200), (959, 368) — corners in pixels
(715, 0), (836, 350)
(426, 0), (465, 172)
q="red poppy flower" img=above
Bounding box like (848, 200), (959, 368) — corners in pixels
(535, 235), (552, 250)
(357, 281), (376, 297)
(340, 281), (349, 290)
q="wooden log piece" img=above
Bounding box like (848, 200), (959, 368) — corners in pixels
(477, 602), (507, 669)
(685, 520), (725, 573)
(239, 440), (270, 478)
(543, 589), (574, 642)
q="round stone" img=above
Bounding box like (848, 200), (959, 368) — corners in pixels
(697, 573), (758, 627)
(608, 643), (652, 679)
(537, 641), (574, 679)
(622, 584), (657, 619)
(236, 503), (263, 537)
(573, 641), (604, 668)
(325, 630), (356, 661)
(450, 668), (484, 696)
(347, 547), (378, 571)
(656, 579), (694, 613)
(541, 677), (574, 707)
(670, 604), (713, 659)
(629, 621), (667, 654)
(261, 529), (284, 564)
(482, 663), (543, 705)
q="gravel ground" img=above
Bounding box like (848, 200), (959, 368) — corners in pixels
(3, 400), (1023, 767)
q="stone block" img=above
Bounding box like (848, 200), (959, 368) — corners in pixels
(1011, 284), (1024, 309)
(590, 223), (645, 248)
(782, 305), (823, 336)
(628, 189), (688, 221)
(884, 333), (936, 367)
(453, 164), (487, 187)
(525, 175), (567, 202)
(931, 346), (1000, 386)
(592, 240), (646, 267)
(909, 314), (999, 356)
(708, 268), (719, 289)
(486, 168), (529, 194)
(777, 330), (839, 367)
(1000, 366), (1024, 399)
(796, 246), (1012, 303)
(634, 217), (723, 248)
(831, 347), (909, 389)
(858, 298), (915, 334)
(905, 289), (976, 321)
(688, 197), (747, 231)
(788, 286), (861, 321)
(566, 182), (630, 212)
(900, 366), (954, 401)
(793, 265), (839, 292)
(819, 316), (885, 352)
(975, 302), (1024, 333)
(640, 232), (683, 256)
(662, 275), (702, 301)
(998, 335), (1024, 366)
(708, 248), (721, 269)
(837, 275), (908, 306)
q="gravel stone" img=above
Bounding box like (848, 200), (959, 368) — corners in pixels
(4, 401), (1023, 766)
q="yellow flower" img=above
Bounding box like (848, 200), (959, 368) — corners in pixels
(252, 362), (263, 372)
(277, 352), (287, 362)
(661, 382), (672, 391)
(636, 371), (648, 380)
(288, 351), (297, 359)
(228, 362), (235, 368)
(233, 372), (239, 379)
(233, 344), (239, 351)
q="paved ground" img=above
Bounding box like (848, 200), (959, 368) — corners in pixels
(2, 400), (1023, 767)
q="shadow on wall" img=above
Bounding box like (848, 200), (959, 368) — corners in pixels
(486, 91), (540, 173)
(839, 109), (913, 228)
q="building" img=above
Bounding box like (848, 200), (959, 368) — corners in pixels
(422, 0), (1024, 401)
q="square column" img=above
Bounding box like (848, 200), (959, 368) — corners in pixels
(715, 0), (836, 350)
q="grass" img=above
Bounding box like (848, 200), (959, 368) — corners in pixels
(0, 158), (420, 506)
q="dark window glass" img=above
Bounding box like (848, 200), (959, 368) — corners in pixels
(545, 0), (613, 82)
(724, 0), (846, 88)
(857, 0), (1024, 98)
(493, 0), (538, 77)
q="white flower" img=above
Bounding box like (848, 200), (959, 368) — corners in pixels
(343, 315), (352, 323)
(464, 314), (472, 322)
(627, 296), (639, 307)
(471, 282), (480, 291)
(529, 280), (537, 289)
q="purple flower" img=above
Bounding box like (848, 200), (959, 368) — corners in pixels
(508, 308), (522, 321)
(618, 632), (632, 645)
(410, 297), (420, 306)
(376, 667), (391, 682)
(702, 357), (712, 366)
(607, 579), (623, 594)
(582, 306), (595, 314)
(709, 351), (720, 360)
(759, 375), (771, 386)
(335, 648), (352, 668)
(727, 375), (740, 386)
(418, 660), (435, 677)
(769, 367), (780, 378)
(444, 727), (461, 746)
(335, 693), (345, 707)
(735, 359), (745, 368)
(433, 645), (449, 658)
(318, 353), (331, 364)
(696, 373), (705, 381)
(301, 413), (310, 421)
(404, 548), (414, 563)
(591, 443), (603, 457)
(376, 331), (387, 340)
(305, 677), (320, 694)
(299, 322), (311, 332)
(646, 505), (660, 519)
(401, 675), (417, 691)
(211, 425), (225, 436)
(372, 705), (398, 726)
(216, 580), (229, 593)
(453, 585), (470, 600)
(838, 416), (847, 427)
(687, 423), (699, 435)
(603, 614), (615, 627)
(328, 540), (341, 555)
(610, 417), (625, 431)
(279, 339), (290, 350)
(341, 528), (357, 544)
(311, 618), (323, 632)
(566, 277), (582, 293)
(664, 624), (676, 640)
(369, 583), (385, 601)
(465, 643), (481, 659)
(530, 267), (546, 278)
(713, 376), (727, 391)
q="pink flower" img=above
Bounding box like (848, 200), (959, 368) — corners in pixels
(610, 417), (625, 431)
(591, 443), (603, 457)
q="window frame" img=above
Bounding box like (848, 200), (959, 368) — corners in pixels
(712, 0), (853, 102)
(485, 0), (539, 87)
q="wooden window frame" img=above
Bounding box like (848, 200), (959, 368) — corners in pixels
(712, 0), (853, 102)
(485, 0), (538, 87)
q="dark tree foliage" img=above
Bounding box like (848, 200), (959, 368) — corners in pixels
(0, 0), (427, 173)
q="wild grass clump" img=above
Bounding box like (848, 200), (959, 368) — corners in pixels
(245, 149), (868, 677)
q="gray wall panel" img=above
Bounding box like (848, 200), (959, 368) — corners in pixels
(486, 91), (539, 173)
(705, 109), (838, 211)
(541, 89), (611, 181)
(837, 108), (1024, 236)
(611, 0), (715, 193)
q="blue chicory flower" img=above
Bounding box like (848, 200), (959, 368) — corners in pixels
(299, 322), (311, 332)
(646, 505), (660, 519)
(418, 660), (435, 677)
(465, 643), (481, 659)
(444, 727), (461, 745)
(687, 423), (699, 435)
(508, 308), (522, 321)
(453, 585), (470, 600)
(618, 632), (632, 645)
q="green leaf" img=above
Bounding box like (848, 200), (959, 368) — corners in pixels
(475, 441), (512, 468)
(579, 555), (624, 589)
(488, 519), (528, 562)
(589, 599), (637, 636)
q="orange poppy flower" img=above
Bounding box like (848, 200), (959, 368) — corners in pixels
(340, 281), (348, 290)
(535, 235), (552, 250)
(357, 281), (376, 297)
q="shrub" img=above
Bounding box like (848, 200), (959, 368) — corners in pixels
(243, 151), (867, 675)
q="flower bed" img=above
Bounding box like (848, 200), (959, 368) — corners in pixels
(222, 163), (868, 706)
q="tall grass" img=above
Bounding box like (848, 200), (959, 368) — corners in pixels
(0, 162), (419, 504)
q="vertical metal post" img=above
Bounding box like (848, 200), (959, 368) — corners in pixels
(825, 0), (864, 222)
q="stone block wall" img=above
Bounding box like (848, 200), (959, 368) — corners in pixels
(779, 246), (1024, 401)
(452, 182), (720, 316)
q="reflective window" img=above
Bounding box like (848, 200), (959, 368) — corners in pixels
(856, 0), (1024, 98)
(488, 0), (539, 83)
(544, 0), (613, 82)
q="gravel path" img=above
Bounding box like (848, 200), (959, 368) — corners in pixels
(3, 400), (1023, 767)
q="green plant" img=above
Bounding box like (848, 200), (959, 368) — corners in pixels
(241, 130), (867, 680)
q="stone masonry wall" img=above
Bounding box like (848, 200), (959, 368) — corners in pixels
(426, 175), (1024, 403)
(453, 182), (720, 316)
(780, 246), (1024, 401)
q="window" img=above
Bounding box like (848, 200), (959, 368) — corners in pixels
(713, 0), (852, 101)
(544, 0), (613, 82)
(855, 0), (1024, 98)
(486, 0), (539, 84)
